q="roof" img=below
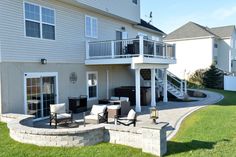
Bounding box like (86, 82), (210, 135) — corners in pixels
(165, 21), (236, 41)
(137, 19), (165, 35)
(164, 22), (218, 41)
(210, 25), (235, 38)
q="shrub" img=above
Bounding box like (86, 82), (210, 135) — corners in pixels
(188, 69), (206, 87)
(188, 65), (224, 89)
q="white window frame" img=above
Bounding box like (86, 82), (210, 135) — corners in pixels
(86, 71), (98, 100)
(23, 2), (56, 40)
(23, 72), (59, 120)
(85, 15), (98, 38)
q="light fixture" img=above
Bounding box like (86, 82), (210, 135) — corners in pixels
(41, 58), (47, 65)
(121, 26), (126, 31)
(150, 107), (158, 124)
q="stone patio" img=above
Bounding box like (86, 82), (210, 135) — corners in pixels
(33, 89), (223, 140)
(0, 89), (224, 157)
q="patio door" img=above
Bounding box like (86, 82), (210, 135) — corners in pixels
(24, 73), (58, 119)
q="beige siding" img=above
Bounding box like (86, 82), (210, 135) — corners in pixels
(66, 0), (141, 23)
(0, 0), (160, 63)
(0, 62), (134, 114)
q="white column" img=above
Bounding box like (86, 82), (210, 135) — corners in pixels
(151, 69), (156, 106)
(106, 70), (109, 99)
(163, 68), (168, 102)
(111, 41), (115, 58)
(85, 40), (89, 59)
(139, 35), (144, 57)
(135, 68), (141, 112)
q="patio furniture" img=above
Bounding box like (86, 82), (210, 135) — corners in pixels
(49, 103), (73, 129)
(119, 97), (131, 115)
(84, 105), (108, 124)
(115, 109), (137, 127)
(107, 105), (121, 118)
(68, 95), (87, 113)
(109, 96), (131, 116)
(114, 86), (151, 106)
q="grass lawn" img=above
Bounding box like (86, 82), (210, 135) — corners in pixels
(0, 123), (154, 157)
(0, 89), (235, 157)
(166, 89), (236, 156)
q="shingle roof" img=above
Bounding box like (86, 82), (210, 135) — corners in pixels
(164, 22), (217, 41)
(137, 19), (165, 35)
(210, 25), (235, 38)
(164, 21), (235, 41)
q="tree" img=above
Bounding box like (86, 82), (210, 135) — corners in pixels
(203, 65), (224, 89)
(188, 69), (206, 87)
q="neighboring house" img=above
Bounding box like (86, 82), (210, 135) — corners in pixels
(0, 0), (176, 119)
(164, 21), (236, 79)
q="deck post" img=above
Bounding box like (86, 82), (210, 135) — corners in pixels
(111, 41), (115, 58)
(86, 40), (89, 60)
(135, 68), (141, 112)
(163, 68), (168, 102)
(139, 35), (144, 57)
(153, 41), (156, 57)
(151, 68), (156, 106)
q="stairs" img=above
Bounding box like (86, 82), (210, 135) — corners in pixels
(140, 69), (187, 99)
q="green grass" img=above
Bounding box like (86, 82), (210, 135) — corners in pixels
(166, 89), (236, 156)
(1, 89), (236, 157)
(0, 124), (154, 157)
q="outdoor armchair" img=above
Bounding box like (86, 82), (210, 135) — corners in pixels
(84, 105), (108, 125)
(115, 109), (137, 127)
(49, 103), (73, 128)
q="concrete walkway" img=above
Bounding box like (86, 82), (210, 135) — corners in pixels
(136, 90), (224, 140)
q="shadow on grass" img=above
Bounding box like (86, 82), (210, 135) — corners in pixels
(166, 140), (217, 156)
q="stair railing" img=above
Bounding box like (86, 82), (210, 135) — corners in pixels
(157, 70), (187, 96)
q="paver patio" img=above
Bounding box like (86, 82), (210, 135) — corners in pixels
(136, 90), (224, 140)
(34, 90), (223, 141)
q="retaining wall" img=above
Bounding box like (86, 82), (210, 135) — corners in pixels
(1, 114), (167, 156)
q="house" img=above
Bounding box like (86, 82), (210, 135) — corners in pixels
(164, 21), (236, 79)
(0, 0), (176, 119)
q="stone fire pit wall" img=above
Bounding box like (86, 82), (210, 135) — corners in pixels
(1, 114), (168, 157)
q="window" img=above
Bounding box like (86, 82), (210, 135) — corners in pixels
(24, 2), (55, 40)
(85, 15), (98, 38)
(132, 0), (138, 4)
(87, 72), (98, 99)
(24, 3), (40, 38)
(214, 43), (218, 48)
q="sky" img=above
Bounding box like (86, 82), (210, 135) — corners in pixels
(141, 0), (236, 34)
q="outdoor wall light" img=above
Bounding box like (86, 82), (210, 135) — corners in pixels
(41, 58), (47, 65)
(121, 26), (126, 31)
(150, 107), (158, 124)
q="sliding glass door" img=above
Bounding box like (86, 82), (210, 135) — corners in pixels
(25, 73), (58, 119)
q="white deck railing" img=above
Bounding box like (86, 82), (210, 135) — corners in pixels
(86, 36), (176, 60)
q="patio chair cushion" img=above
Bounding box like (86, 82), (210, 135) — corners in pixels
(110, 96), (119, 100)
(127, 109), (136, 120)
(56, 113), (71, 120)
(85, 114), (98, 120)
(107, 105), (121, 110)
(91, 105), (107, 116)
(50, 103), (66, 114)
(120, 97), (129, 102)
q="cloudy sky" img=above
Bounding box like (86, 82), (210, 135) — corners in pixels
(141, 0), (236, 34)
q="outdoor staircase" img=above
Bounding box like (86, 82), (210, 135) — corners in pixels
(140, 69), (187, 99)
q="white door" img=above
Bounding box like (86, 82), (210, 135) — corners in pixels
(24, 72), (58, 119)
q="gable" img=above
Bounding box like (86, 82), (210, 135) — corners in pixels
(165, 22), (216, 41)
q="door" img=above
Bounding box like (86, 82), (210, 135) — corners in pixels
(25, 73), (58, 119)
(116, 31), (122, 55)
